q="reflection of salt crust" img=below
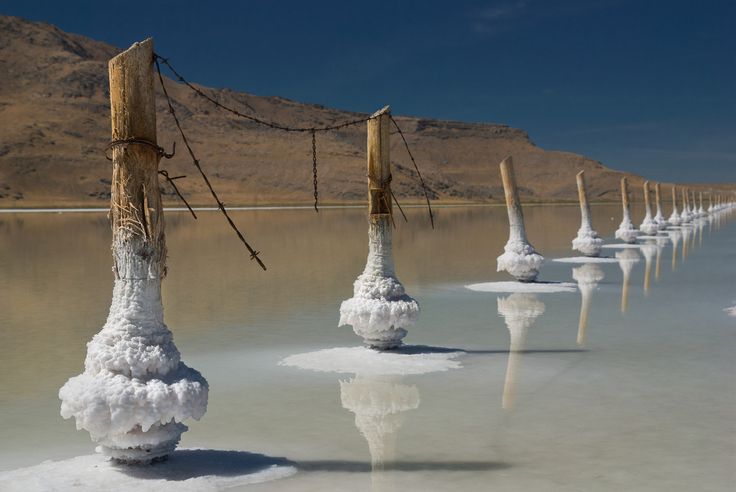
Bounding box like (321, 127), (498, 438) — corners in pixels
(497, 239), (544, 282)
(552, 256), (618, 264)
(280, 346), (463, 376)
(59, 279), (208, 463)
(636, 235), (667, 240)
(0, 451), (297, 492)
(724, 306), (736, 317)
(340, 376), (420, 468)
(498, 293), (545, 349)
(339, 219), (419, 349)
(466, 281), (576, 293)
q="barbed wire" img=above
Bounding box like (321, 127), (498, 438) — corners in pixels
(154, 53), (435, 229)
(154, 57), (267, 271)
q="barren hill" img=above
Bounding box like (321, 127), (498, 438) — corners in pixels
(1, 15), (647, 208)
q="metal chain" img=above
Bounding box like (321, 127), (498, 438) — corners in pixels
(311, 130), (318, 212)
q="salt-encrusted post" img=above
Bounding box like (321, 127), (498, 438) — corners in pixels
(59, 39), (208, 463)
(572, 171), (602, 257)
(497, 157), (543, 281)
(654, 182), (667, 229)
(680, 188), (691, 223)
(639, 181), (658, 235)
(669, 185), (681, 225)
(615, 177), (638, 243)
(339, 106), (419, 350)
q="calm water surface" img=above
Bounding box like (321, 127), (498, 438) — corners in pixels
(0, 205), (734, 491)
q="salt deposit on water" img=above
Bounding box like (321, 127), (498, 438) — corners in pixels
(0, 450), (297, 492)
(465, 281), (577, 293)
(552, 256), (618, 264)
(280, 346), (464, 376)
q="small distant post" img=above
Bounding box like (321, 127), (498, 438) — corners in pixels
(572, 171), (602, 257)
(497, 157), (543, 281)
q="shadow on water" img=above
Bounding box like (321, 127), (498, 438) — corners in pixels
(296, 460), (511, 473)
(114, 449), (294, 481)
(392, 344), (588, 355)
(113, 449), (511, 480)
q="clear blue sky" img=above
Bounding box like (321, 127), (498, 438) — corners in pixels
(3, 0), (734, 183)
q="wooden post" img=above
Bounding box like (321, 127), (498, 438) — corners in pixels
(643, 180), (652, 216)
(108, 38), (166, 280)
(500, 156), (527, 243)
(576, 171), (591, 226)
(621, 177), (630, 215)
(672, 185), (678, 214)
(367, 105), (392, 219)
(655, 182), (662, 210)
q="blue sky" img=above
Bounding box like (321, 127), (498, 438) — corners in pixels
(3, 0), (734, 183)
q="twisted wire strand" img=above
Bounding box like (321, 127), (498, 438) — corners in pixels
(155, 57), (267, 271)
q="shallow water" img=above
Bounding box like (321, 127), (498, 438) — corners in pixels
(0, 204), (734, 491)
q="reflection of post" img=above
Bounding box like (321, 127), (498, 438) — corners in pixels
(572, 171), (603, 257)
(681, 226), (690, 260)
(572, 264), (604, 347)
(615, 177), (638, 243)
(655, 235), (667, 280)
(339, 106), (419, 350)
(641, 241), (656, 295)
(616, 249), (640, 314)
(668, 230), (681, 271)
(497, 157), (544, 281)
(498, 293), (545, 410)
(340, 374), (420, 484)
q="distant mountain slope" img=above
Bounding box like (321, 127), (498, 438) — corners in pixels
(0, 15), (646, 208)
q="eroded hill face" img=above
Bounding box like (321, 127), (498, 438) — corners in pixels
(0, 15), (639, 208)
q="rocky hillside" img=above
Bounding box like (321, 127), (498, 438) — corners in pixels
(0, 15), (646, 208)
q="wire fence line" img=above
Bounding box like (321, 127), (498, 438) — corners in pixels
(150, 53), (436, 269)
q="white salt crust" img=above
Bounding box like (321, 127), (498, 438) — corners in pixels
(572, 228), (603, 257)
(280, 346), (464, 376)
(552, 256), (618, 264)
(0, 451), (297, 492)
(724, 306), (736, 317)
(615, 206), (639, 244)
(59, 279), (208, 463)
(639, 202), (658, 235)
(466, 281), (576, 293)
(498, 197), (544, 282)
(340, 219), (419, 350)
(497, 239), (544, 282)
